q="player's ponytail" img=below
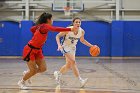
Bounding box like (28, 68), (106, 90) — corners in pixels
(35, 12), (52, 25)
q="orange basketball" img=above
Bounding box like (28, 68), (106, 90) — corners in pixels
(89, 45), (100, 57)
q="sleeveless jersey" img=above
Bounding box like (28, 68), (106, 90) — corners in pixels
(61, 26), (83, 47)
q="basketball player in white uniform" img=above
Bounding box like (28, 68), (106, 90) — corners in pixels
(54, 17), (95, 87)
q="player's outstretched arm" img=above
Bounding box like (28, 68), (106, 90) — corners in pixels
(44, 24), (77, 32)
(80, 30), (94, 47)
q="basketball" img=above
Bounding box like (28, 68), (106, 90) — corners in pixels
(89, 45), (100, 57)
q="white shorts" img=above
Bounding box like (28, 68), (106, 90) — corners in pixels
(60, 45), (76, 56)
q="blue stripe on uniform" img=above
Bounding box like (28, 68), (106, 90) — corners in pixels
(62, 48), (67, 53)
(61, 35), (66, 45)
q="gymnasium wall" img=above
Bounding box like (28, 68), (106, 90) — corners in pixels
(0, 21), (140, 57)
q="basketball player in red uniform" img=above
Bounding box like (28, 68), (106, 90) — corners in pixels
(18, 12), (77, 89)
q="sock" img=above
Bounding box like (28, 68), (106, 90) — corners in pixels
(22, 78), (26, 83)
(58, 71), (62, 76)
(58, 71), (62, 75)
(78, 76), (83, 81)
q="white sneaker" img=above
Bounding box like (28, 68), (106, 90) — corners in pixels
(23, 71), (31, 84)
(54, 71), (61, 84)
(80, 78), (88, 88)
(18, 80), (28, 90)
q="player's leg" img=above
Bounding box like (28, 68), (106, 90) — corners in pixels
(54, 53), (73, 84)
(59, 50), (80, 78)
(35, 58), (47, 73)
(23, 70), (32, 84)
(66, 53), (88, 87)
(57, 55), (82, 79)
(70, 54), (80, 77)
(35, 49), (47, 73)
(18, 47), (38, 89)
(59, 55), (72, 74)
(23, 60), (38, 80)
(54, 52), (78, 84)
(18, 60), (37, 89)
(22, 58), (46, 85)
(20, 50), (46, 86)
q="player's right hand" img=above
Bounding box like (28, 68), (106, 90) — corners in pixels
(57, 45), (63, 51)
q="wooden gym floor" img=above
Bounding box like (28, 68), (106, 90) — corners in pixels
(0, 57), (139, 93)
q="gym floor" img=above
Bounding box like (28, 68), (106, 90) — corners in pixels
(0, 57), (139, 93)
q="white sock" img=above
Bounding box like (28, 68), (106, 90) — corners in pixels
(21, 79), (25, 83)
(58, 71), (62, 76)
(78, 76), (82, 81)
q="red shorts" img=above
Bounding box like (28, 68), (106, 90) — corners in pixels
(22, 45), (44, 61)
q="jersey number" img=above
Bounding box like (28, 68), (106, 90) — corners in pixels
(71, 39), (74, 43)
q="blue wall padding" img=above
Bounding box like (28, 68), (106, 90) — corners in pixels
(20, 21), (34, 55)
(123, 21), (140, 56)
(0, 22), (4, 54)
(111, 21), (124, 56)
(0, 21), (20, 56)
(0, 20), (140, 57)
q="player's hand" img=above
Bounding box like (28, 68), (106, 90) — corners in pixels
(90, 45), (94, 47)
(91, 45), (97, 47)
(57, 45), (63, 51)
(89, 44), (96, 48)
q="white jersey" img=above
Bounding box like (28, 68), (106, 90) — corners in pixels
(60, 26), (83, 55)
(61, 26), (83, 47)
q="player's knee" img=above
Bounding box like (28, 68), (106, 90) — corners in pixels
(39, 67), (47, 73)
(71, 60), (76, 66)
(65, 64), (71, 69)
(29, 69), (37, 75)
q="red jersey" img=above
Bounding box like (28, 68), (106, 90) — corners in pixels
(28, 24), (71, 48)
